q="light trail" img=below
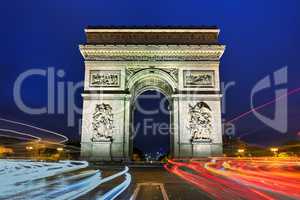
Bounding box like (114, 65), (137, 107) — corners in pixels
(0, 160), (131, 200)
(100, 172), (132, 200)
(0, 117), (68, 143)
(0, 129), (80, 156)
(0, 160), (89, 199)
(165, 159), (274, 200)
(204, 158), (300, 199)
(0, 128), (41, 142)
(166, 158), (300, 200)
(0, 128), (67, 146)
(0, 133), (34, 141)
(226, 87), (300, 124)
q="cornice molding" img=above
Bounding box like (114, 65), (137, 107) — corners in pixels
(79, 45), (225, 61)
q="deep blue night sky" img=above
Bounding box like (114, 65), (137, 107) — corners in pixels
(0, 1), (300, 148)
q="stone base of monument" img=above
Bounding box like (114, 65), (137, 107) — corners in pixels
(192, 143), (223, 157)
(192, 143), (212, 157)
(91, 142), (112, 161)
(81, 141), (112, 161)
(175, 142), (223, 158)
(81, 141), (130, 161)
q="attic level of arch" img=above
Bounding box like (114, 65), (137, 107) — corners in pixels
(84, 27), (220, 45)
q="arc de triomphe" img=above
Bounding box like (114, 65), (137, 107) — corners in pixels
(80, 26), (225, 161)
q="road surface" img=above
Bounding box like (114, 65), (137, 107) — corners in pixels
(118, 166), (213, 200)
(2, 158), (300, 199)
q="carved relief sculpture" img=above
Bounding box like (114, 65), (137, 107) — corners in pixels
(90, 70), (120, 87)
(91, 103), (114, 142)
(184, 70), (214, 88)
(188, 102), (212, 143)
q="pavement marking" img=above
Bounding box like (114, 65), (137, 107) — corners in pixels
(130, 182), (169, 200)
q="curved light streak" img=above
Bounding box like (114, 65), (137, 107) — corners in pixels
(204, 158), (300, 199)
(166, 158), (300, 200)
(165, 160), (272, 200)
(0, 129), (41, 142)
(0, 117), (68, 143)
(0, 160), (89, 199)
(100, 173), (131, 200)
(0, 133), (33, 141)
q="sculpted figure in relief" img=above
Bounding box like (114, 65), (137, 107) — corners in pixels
(92, 103), (114, 141)
(188, 102), (212, 142)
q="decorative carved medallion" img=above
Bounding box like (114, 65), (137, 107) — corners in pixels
(188, 102), (212, 143)
(91, 103), (114, 142)
(89, 70), (121, 87)
(183, 70), (214, 88)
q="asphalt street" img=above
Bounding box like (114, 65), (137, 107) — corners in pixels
(117, 166), (213, 200)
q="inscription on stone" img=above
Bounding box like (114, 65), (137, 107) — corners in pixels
(89, 70), (121, 87)
(183, 70), (214, 88)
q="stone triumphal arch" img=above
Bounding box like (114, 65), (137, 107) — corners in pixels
(80, 26), (225, 161)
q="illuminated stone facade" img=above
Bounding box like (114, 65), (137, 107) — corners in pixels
(80, 27), (225, 161)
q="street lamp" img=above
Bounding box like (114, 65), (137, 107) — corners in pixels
(237, 149), (245, 153)
(237, 149), (245, 157)
(56, 147), (64, 152)
(270, 147), (278, 156)
(26, 146), (33, 150)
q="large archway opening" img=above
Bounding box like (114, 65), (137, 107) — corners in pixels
(132, 90), (170, 161)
